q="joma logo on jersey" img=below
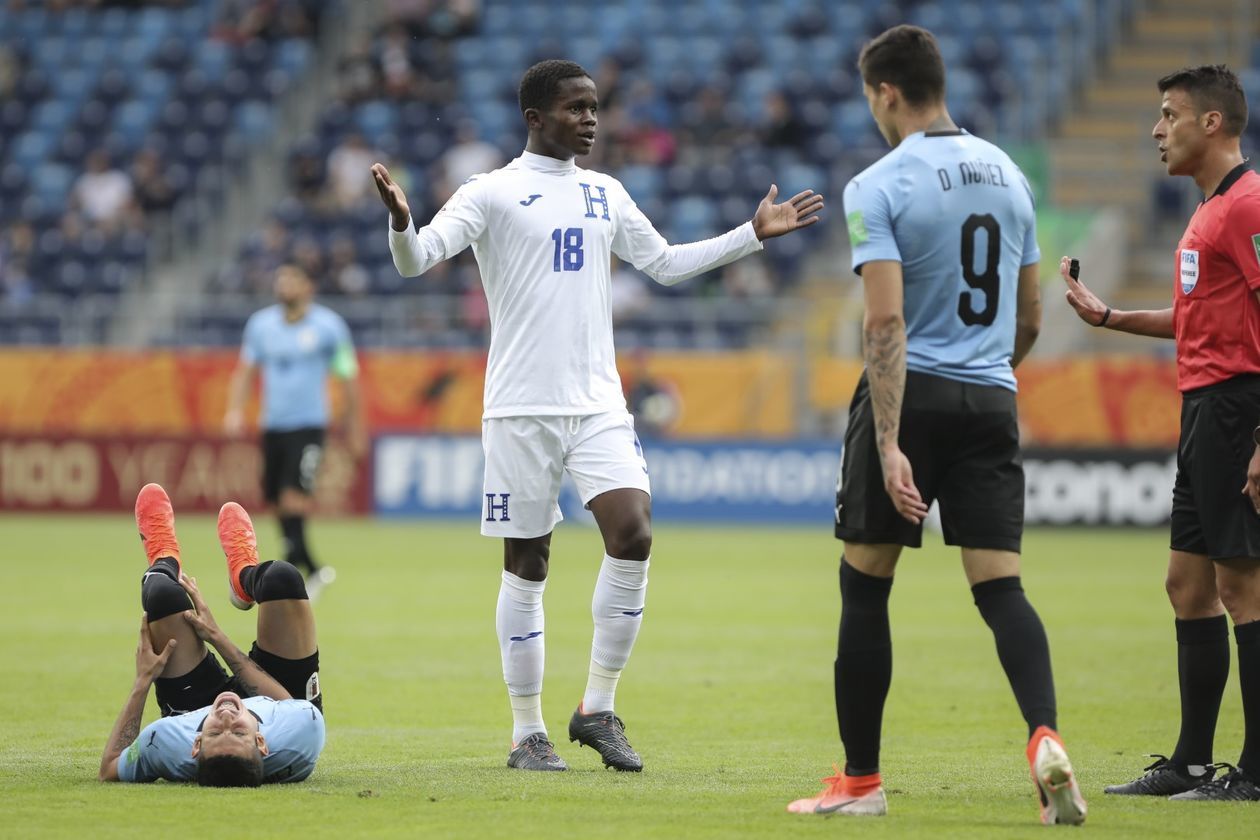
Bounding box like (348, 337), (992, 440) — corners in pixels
(579, 183), (610, 220)
(484, 493), (511, 522)
(520, 194), (542, 206)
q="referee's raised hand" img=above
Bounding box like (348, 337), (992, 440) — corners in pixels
(1059, 256), (1110, 327)
(372, 163), (411, 232)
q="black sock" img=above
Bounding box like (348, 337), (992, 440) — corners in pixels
(1235, 619), (1260, 776)
(141, 558), (192, 620)
(279, 515), (316, 574)
(972, 577), (1056, 737)
(1170, 615), (1230, 767)
(240, 560), (309, 602)
(835, 558), (893, 776)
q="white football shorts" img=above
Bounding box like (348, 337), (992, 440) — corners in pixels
(480, 410), (651, 538)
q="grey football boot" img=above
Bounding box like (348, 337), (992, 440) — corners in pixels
(506, 733), (568, 771)
(568, 706), (643, 771)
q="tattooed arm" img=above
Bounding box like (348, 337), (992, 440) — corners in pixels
(179, 575), (292, 701)
(860, 260), (928, 525)
(100, 617), (175, 781)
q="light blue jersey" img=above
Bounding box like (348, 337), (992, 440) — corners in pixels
(241, 304), (357, 431)
(116, 696), (325, 784)
(843, 129), (1039, 391)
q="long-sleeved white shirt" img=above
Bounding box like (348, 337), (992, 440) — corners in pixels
(389, 150), (763, 418)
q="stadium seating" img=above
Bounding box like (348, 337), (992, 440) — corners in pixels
(1, 0), (1159, 348)
(0, 0), (328, 343)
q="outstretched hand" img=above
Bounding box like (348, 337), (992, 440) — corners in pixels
(1059, 256), (1109, 326)
(178, 574), (223, 644)
(371, 163), (411, 231)
(135, 615), (176, 684)
(752, 184), (825, 241)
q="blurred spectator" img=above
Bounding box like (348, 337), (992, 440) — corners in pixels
(218, 0), (316, 43)
(760, 90), (808, 151)
(388, 0), (481, 39)
(441, 120), (504, 188)
(678, 85), (741, 160)
(0, 44), (20, 100)
(337, 40), (380, 106)
(610, 259), (651, 323)
(379, 23), (418, 100)
(326, 132), (380, 209)
(288, 144), (327, 205)
(0, 221), (35, 305)
(623, 351), (681, 438)
(130, 148), (180, 217)
(72, 150), (136, 233)
(329, 235), (370, 296)
(290, 235), (326, 289)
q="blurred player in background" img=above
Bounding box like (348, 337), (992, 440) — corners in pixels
(224, 264), (366, 599)
(787, 26), (1085, 824)
(373, 59), (823, 772)
(100, 484), (324, 786)
(1061, 64), (1260, 802)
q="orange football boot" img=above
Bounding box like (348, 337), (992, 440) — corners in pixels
(786, 765), (887, 816)
(217, 501), (260, 610)
(1027, 725), (1087, 825)
(134, 483), (180, 569)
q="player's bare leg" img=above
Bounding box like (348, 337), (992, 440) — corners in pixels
(788, 542), (896, 815)
(1109, 551), (1226, 795)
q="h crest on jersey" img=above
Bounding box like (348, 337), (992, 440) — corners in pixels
(580, 183), (610, 220)
(1180, 248), (1199, 295)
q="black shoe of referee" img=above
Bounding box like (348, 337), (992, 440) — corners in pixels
(1103, 755), (1215, 795)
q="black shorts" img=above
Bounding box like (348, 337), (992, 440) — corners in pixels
(153, 644), (323, 717)
(835, 369), (1024, 552)
(1170, 374), (1260, 560)
(262, 428), (325, 503)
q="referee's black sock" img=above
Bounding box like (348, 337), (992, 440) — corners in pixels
(835, 557), (893, 776)
(239, 560), (309, 603)
(1171, 615), (1229, 767)
(1234, 619), (1260, 777)
(279, 514), (316, 574)
(972, 577), (1056, 737)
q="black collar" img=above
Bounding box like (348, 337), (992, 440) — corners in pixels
(196, 709), (264, 732)
(1205, 160), (1251, 202)
(924, 129), (966, 137)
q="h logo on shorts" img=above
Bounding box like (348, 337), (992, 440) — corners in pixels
(485, 492), (511, 522)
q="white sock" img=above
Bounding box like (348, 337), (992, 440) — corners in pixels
(583, 554), (649, 713)
(497, 571), (547, 742)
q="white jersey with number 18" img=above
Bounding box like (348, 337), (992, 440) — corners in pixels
(388, 150), (763, 418)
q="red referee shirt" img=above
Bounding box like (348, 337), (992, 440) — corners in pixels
(1174, 164), (1260, 392)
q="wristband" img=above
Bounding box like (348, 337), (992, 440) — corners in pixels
(1097, 307), (1111, 328)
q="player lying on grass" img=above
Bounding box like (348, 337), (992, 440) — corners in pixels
(99, 483), (325, 786)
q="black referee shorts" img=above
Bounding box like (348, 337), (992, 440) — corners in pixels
(1170, 374), (1260, 560)
(261, 427), (325, 503)
(835, 369), (1024, 552)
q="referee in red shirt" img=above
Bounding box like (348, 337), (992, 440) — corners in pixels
(1062, 64), (1260, 802)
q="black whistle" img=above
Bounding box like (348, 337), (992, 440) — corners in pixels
(1069, 258), (1080, 280)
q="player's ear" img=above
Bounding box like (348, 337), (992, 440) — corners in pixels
(191, 735), (202, 758)
(1202, 109), (1224, 135)
(524, 107), (542, 130)
(256, 733), (269, 757)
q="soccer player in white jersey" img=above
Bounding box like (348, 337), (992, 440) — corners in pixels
(100, 484), (325, 786)
(785, 27), (1085, 823)
(372, 59), (823, 771)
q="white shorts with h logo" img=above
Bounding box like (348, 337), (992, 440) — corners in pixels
(480, 410), (651, 538)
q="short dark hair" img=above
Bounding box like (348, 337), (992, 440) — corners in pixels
(196, 753), (264, 788)
(518, 59), (591, 114)
(1158, 64), (1248, 137)
(858, 25), (946, 107)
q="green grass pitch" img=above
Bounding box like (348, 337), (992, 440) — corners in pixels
(0, 515), (1249, 837)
